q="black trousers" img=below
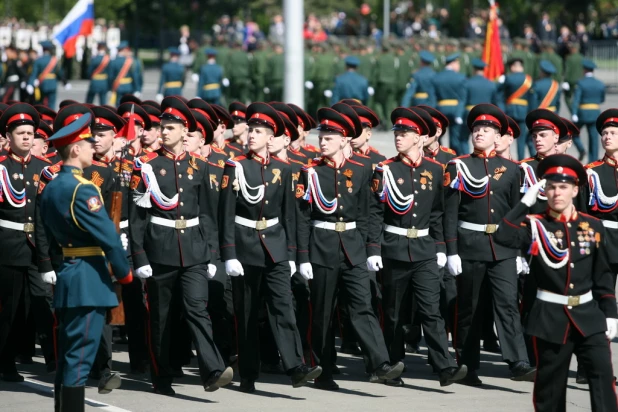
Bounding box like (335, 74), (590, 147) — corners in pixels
(439, 267), (458, 336)
(232, 261), (303, 381)
(382, 258), (457, 370)
(533, 332), (617, 412)
(338, 271), (382, 347)
(208, 259), (235, 363)
(291, 273), (311, 352)
(122, 277), (148, 369)
(21, 265), (55, 365)
(455, 258), (528, 370)
(310, 250), (389, 380)
(145, 263), (225, 388)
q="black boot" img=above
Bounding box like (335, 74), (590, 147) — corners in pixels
(576, 365), (588, 384)
(60, 385), (85, 412)
(54, 384), (61, 412)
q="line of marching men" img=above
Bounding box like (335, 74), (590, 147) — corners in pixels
(0, 95), (616, 412)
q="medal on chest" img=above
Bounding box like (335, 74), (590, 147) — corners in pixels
(529, 218), (569, 269)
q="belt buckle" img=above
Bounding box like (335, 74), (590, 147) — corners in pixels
(406, 228), (418, 238)
(175, 219), (187, 230)
(485, 224), (497, 234)
(23, 223), (35, 233)
(567, 295), (580, 306)
(255, 220), (268, 231)
(335, 222), (346, 232)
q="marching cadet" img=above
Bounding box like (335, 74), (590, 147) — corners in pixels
(109, 42), (142, 106)
(349, 105), (386, 168)
(141, 104), (162, 154)
(330, 56), (370, 106)
(444, 104), (535, 386)
(462, 58), (499, 127)
(129, 96), (233, 396)
(0, 104), (55, 382)
(218, 102), (321, 392)
(555, 117), (578, 156)
(421, 106), (457, 166)
(571, 59), (605, 163)
(27, 41), (69, 109)
(368, 107), (468, 386)
(227, 101), (248, 153)
(195, 48), (224, 105)
(2, 45), (26, 103)
(296, 104), (404, 391)
(211, 104), (242, 158)
(86, 42), (111, 105)
(40, 113), (133, 412)
(432, 53), (467, 155)
(493, 154), (618, 412)
(288, 103), (319, 160)
(156, 48), (185, 101)
(499, 58), (534, 160)
(31, 121), (53, 158)
(400, 51), (436, 108)
(117, 102), (152, 158)
(494, 115), (520, 161)
(530, 60), (561, 112)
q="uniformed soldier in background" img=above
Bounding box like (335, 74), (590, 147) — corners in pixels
(530, 60), (560, 113)
(372, 42), (398, 123)
(195, 49), (225, 105)
(433, 53), (466, 155)
(400, 51), (437, 109)
(463, 58), (499, 118)
(2, 45), (26, 103)
(157, 48), (185, 101)
(226, 40), (251, 104)
(86, 42), (111, 105)
(330, 56), (369, 106)
(265, 43), (285, 102)
(109, 42), (142, 106)
(562, 42), (584, 112)
(27, 41), (68, 109)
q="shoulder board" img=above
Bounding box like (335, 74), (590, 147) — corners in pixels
(585, 160), (604, 169)
(228, 144), (243, 153)
(454, 154), (471, 161)
(301, 160), (320, 171)
(525, 214), (543, 220)
(423, 157), (443, 167)
(347, 158), (365, 167)
(49, 162), (62, 173)
(440, 146), (456, 155)
(73, 174), (96, 186)
(137, 152), (159, 164)
(212, 146), (227, 155)
(382, 157), (396, 165)
(289, 158), (304, 165)
(271, 156), (290, 165)
(354, 151), (370, 159)
(189, 152), (207, 162)
(208, 161), (224, 169)
(501, 157), (519, 165)
(233, 155), (247, 162)
(33, 155), (52, 164)
(91, 159), (108, 167)
(578, 212), (600, 222)
(305, 144), (320, 152)
(368, 146), (382, 155)
(520, 157), (535, 164)
(0, 155), (7, 163)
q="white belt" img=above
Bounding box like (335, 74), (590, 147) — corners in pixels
(149, 216), (199, 229)
(7, 75), (19, 82)
(536, 289), (593, 306)
(458, 221), (499, 234)
(311, 220), (357, 232)
(0, 219), (34, 233)
(119, 220), (129, 229)
(384, 224), (429, 239)
(234, 216), (279, 231)
(602, 220), (618, 229)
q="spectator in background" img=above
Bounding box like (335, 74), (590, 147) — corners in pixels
(575, 22), (589, 55)
(410, 15), (423, 36)
(498, 18), (510, 41)
(523, 24), (540, 54)
(427, 23), (440, 39)
(178, 25), (194, 71)
(465, 15), (484, 39)
(269, 15), (285, 45)
(556, 25), (576, 60)
(537, 12), (556, 41)
(439, 8), (451, 37)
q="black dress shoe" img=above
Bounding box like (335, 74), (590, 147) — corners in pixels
(331, 364), (341, 375)
(384, 377), (405, 387)
(576, 368), (588, 385)
(314, 377), (339, 391)
(204, 367), (234, 392)
(239, 378), (256, 393)
(291, 364), (322, 387)
(1, 372), (24, 382)
(482, 340), (501, 354)
(578, 150), (586, 162)
(18, 355), (34, 364)
(439, 365), (468, 387)
(405, 343), (421, 354)
(510, 361), (536, 381)
(374, 361), (405, 380)
(154, 385), (176, 396)
(98, 372), (122, 394)
(261, 362), (285, 374)
(340, 341), (362, 356)
(459, 370), (482, 386)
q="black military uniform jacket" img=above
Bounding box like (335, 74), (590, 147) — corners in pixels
(297, 156), (371, 268)
(219, 151), (296, 266)
(355, 146), (387, 171)
(582, 155), (618, 265)
(444, 149), (520, 261)
(0, 150), (51, 271)
(83, 159), (115, 214)
(129, 147), (213, 269)
(494, 202), (618, 344)
(204, 146), (227, 259)
(368, 153), (446, 262)
(519, 155), (549, 215)
(288, 147), (311, 166)
(424, 145), (457, 167)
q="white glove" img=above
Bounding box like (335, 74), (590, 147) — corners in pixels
(20, 81), (26, 89)
(33, 79), (40, 87)
(155, 93), (164, 103)
(191, 73), (199, 83)
(447, 255), (463, 276)
(222, 78), (230, 87)
(572, 114), (579, 123)
(120, 233), (128, 251)
(207, 264), (217, 279)
(263, 87), (270, 94)
(367, 86), (375, 96)
(290, 261), (297, 276)
(498, 75), (505, 84)
(323, 89), (333, 98)
(64, 83), (72, 90)
(522, 179), (546, 207)
(366, 256), (383, 272)
(26, 85), (34, 95)
(225, 259), (244, 277)
(606, 318), (618, 340)
(436, 252), (447, 268)
(516, 256), (523, 274)
(299, 263), (313, 280)
(304, 81), (314, 90)
(561, 82), (570, 91)
(134, 91), (141, 98)
(454, 117), (463, 125)
(135, 265), (153, 279)
(40, 271), (57, 285)
(520, 257), (530, 275)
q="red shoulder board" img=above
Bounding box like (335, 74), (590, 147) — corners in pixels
(454, 154), (471, 160)
(211, 146), (227, 155)
(520, 157), (535, 164)
(368, 146), (382, 155)
(301, 160), (320, 171)
(227, 144), (243, 153)
(305, 144), (320, 152)
(354, 151), (370, 159)
(347, 158), (364, 167)
(272, 156), (290, 165)
(424, 157), (443, 167)
(33, 155), (52, 164)
(585, 160), (603, 169)
(579, 212), (600, 222)
(289, 158), (305, 165)
(440, 146), (456, 155)
(50, 162), (62, 173)
(526, 214), (543, 220)
(383, 157), (396, 165)
(189, 152), (207, 162)
(233, 155), (247, 161)
(139, 152), (159, 163)
(91, 159), (108, 167)
(208, 161), (224, 169)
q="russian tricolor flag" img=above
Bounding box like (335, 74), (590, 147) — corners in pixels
(53, 0), (94, 58)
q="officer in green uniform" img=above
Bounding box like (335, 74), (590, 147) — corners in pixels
(86, 42), (111, 105)
(563, 42), (584, 113)
(27, 41), (65, 109)
(307, 42), (334, 117)
(265, 43), (285, 102)
(401, 51), (436, 108)
(538, 42), (563, 82)
(226, 40), (251, 104)
(157, 48), (185, 101)
(196, 49), (224, 105)
(330, 56), (369, 106)
(530, 60), (561, 112)
(395, 41), (414, 107)
(509, 38), (536, 79)
(249, 41), (269, 102)
(372, 41), (399, 124)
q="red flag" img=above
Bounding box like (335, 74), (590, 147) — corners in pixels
(483, 2), (504, 81)
(115, 104), (137, 142)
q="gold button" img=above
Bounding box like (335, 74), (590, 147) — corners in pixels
(262, 234), (266, 238)
(413, 179), (417, 182)
(337, 194), (341, 198)
(28, 234), (31, 238)
(571, 242), (575, 246)
(414, 191), (418, 194)
(491, 209), (494, 213)
(264, 166), (267, 170)
(177, 162), (180, 166)
(339, 217), (343, 221)
(68, 243), (73, 247)
(567, 223), (571, 228)
(570, 263), (574, 268)
(265, 182), (269, 186)
(27, 199), (31, 203)
(28, 217), (32, 221)
(339, 206), (343, 210)
(569, 283), (574, 289)
(567, 306), (572, 310)
(180, 188), (184, 192)
(180, 230), (185, 234)
(413, 214), (417, 217)
(337, 170), (340, 174)
(26, 181), (30, 185)
(490, 191), (493, 195)
(181, 216), (184, 219)
(178, 174), (182, 178)
(488, 174), (492, 177)
(337, 182), (340, 185)
(413, 168), (416, 171)
(265, 200), (269, 204)
(180, 202), (184, 206)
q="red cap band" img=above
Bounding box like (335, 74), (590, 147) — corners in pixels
(359, 116), (371, 125)
(40, 113), (54, 122)
(163, 107), (187, 124)
(8, 113), (33, 125)
(544, 166), (578, 180)
(148, 114), (160, 124)
(473, 114), (501, 128)
(531, 119), (558, 134)
(95, 117), (116, 131)
(121, 112), (145, 127)
(507, 126), (514, 136)
(431, 117), (442, 128)
(604, 117), (618, 125)
(63, 113), (84, 126)
(232, 110), (246, 119)
(249, 113), (276, 131)
(394, 117), (421, 133)
(297, 117), (305, 129)
(320, 119), (347, 137)
(36, 128), (49, 139)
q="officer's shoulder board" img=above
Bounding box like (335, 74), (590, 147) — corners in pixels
(423, 157), (443, 168)
(91, 159), (108, 168)
(354, 151), (370, 159)
(33, 154), (52, 164)
(450, 154), (471, 163)
(271, 156), (290, 165)
(225, 155), (246, 166)
(211, 146), (227, 155)
(520, 157), (535, 164)
(585, 160), (604, 169)
(138, 151), (159, 164)
(208, 160), (224, 169)
(189, 152), (207, 163)
(301, 160), (320, 172)
(289, 158), (305, 166)
(368, 146), (383, 155)
(346, 157), (365, 167)
(440, 146), (456, 155)
(578, 212), (601, 223)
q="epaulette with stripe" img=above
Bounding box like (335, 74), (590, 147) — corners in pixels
(211, 146), (227, 155)
(208, 161), (224, 169)
(440, 146), (456, 155)
(272, 156), (290, 165)
(368, 146), (383, 155)
(304, 144), (320, 152)
(33, 155), (52, 164)
(91, 159), (108, 167)
(585, 160), (604, 169)
(579, 212), (601, 222)
(449, 154), (470, 164)
(289, 158), (305, 165)
(424, 157), (443, 167)
(138, 152), (158, 163)
(525, 214), (543, 220)
(189, 152), (207, 162)
(347, 158), (364, 167)
(354, 151), (370, 159)
(301, 160), (320, 171)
